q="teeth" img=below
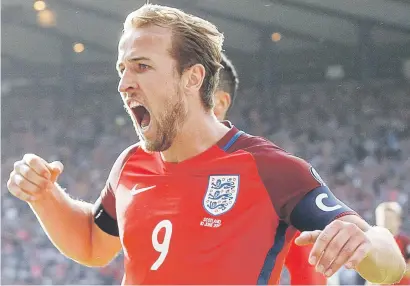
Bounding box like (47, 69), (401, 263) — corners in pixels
(129, 101), (141, 108)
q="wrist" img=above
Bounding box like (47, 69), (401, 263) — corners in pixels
(29, 182), (65, 210)
(364, 226), (406, 284)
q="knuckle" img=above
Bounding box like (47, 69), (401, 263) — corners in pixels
(346, 223), (358, 232)
(325, 222), (341, 233)
(14, 176), (34, 193)
(24, 154), (39, 166)
(13, 160), (23, 170)
(23, 153), (36, 159)
(22, 153), (32, 162)
(319, 257), (331, 268)
(353, 232), (367, 243)
(42, 170), (50, 178)
(333, 240), (345, 251)
(330, 257), (343, 269)
(323, 224), (332, 232)
(324, 250), (337, 262)
(31, 157), (41, 167)
(40, 179), (49, 189)
(318, 233), (330, 243)
(341, 245), (354, 256)
(19, 164), (30, 177)
(357, 244), (370, 257)
(332, 220), (344, 228)
(15, 177), (26, 189)
(351, 232), (365, 242)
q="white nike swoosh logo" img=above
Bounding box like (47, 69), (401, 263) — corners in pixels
(130, 184), (156, 196)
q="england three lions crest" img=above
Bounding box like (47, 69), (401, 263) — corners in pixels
(203, 175), (240, 216)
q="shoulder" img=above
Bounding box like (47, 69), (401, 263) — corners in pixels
(229, 133), (324, 221)
(114, 143), (141, 167)
(107, 143), (141, 190)
(229, 133), (289, 164)
(231, 134), (322, 185)
(93, 143), (141, 229)
(228, 133), (283, 154)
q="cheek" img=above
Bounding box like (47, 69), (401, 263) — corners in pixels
(143, 73), (180, 107)
(144, 78), (168, 100)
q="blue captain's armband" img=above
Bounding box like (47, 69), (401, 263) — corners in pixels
(290, 186), (358, 232)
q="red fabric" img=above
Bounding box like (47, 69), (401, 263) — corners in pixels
(96, 124), (342, 284)
(394, 234), (410, 285)
(285, 231), (327, 285)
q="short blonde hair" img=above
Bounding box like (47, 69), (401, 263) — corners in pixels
(375, 201), (402, 218)
(123, 4), (224, 110)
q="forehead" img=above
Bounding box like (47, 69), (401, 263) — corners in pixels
(118, 25), (173, 60)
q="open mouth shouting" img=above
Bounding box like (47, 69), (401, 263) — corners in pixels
(127, 100), (151, 132)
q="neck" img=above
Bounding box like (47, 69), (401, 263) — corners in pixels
(161, 111), (229, 163)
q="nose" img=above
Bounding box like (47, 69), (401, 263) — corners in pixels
(118, 70), (138, 94)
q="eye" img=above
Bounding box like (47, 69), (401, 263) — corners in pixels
(137, 63), (150, 72)
(117, 65), (125, 77)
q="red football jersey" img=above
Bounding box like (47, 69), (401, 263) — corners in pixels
(395, 233), (410, 285)
(95, 123), (355, 285)
(285, 231), (327, 285)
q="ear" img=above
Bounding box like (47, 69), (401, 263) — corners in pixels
(213, 90), (231, 121)
(182, 64), (206, 94)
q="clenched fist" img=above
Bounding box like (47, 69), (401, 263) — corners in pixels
(7, 154), (64, 202)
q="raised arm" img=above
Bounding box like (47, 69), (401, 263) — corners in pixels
(7, 153), (123, 267)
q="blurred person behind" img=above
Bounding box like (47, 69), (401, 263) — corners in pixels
(374, 202), (410, 285)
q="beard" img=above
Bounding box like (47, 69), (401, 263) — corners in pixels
(127, 89), (187, 152)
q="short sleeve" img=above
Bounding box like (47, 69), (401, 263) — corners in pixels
(92, 143), (139, 236)
(244, 137), (356, 229)
(251, 145), (321, 223)
(96, 176), (118, 220)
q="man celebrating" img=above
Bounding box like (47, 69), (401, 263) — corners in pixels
(214, 53), (327, 285)
(7, 4), (405, 285)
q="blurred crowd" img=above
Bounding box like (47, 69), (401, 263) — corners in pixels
(231, 79), (410, 225)
(2, 78), (409, 284)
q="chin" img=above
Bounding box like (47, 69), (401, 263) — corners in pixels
(139, 132), (173, 153)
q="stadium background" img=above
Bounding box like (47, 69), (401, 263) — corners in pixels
(1, 0), (410, 284)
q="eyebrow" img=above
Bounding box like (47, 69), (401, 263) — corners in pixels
(116, 57), (151, 70)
